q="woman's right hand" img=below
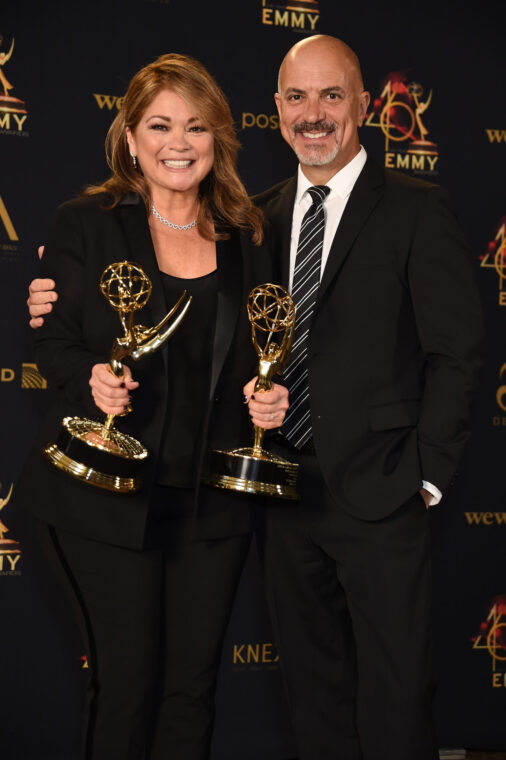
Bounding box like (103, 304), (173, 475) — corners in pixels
(27, 246), (58, 329)
(89, 363), (140, 415)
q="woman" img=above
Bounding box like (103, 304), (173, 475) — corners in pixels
(20, 53), (287, 760)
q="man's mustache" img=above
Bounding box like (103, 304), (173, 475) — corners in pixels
(293, 120), (337, 134)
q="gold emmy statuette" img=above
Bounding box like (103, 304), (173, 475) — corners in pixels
(44, 261), (191, 493)
(0, 483), (20, 557)
(406, 82), (438, 156)
(0, 37), (27, 115)
(204, 283), (299, 500)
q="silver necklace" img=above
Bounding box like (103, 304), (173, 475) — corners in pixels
(151, 203), (198, 231)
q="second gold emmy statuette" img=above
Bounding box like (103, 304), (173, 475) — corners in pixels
(203, 283), (299, 500)
(44, 261), (191, 493)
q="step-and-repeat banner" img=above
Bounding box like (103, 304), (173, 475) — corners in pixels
(1, 1), (505, 757)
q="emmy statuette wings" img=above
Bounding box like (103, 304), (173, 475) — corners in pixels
(44, 261), (192, 493)
(204, 283), (299, 500)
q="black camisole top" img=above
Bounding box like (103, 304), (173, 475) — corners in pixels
(154, 268), (218, 488)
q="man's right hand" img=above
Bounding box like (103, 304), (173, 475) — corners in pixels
(27, 245), (58, 329)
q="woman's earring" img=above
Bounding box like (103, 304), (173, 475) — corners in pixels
(129, 150), (137, 168)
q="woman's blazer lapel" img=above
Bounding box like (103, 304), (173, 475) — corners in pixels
(209, 229), (243, 400)
(115, 194), (171, 375)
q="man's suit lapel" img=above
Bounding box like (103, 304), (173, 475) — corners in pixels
(209, 229), (243, 399)
(316, 158), (385, 308)
(267, 176), (297, 288)
(115, 194), (170, 374)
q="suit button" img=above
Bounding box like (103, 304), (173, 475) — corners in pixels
(214, 396), (220, 403)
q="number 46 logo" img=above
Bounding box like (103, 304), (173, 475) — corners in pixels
(480, 218), (506, 306)
(472, 599), (506, 685)
(497, 364), (506, 412)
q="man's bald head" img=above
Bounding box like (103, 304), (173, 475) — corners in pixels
(274, 35), (370, 182)
(277, 36), (364, 95)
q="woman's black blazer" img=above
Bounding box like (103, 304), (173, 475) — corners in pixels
(17, 193), (272, 548)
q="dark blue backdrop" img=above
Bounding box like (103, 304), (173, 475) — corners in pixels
(1, 0), (505, 756)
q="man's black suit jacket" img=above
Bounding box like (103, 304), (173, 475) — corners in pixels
(254, 157), (484, 520)
(18, 193), (271, 548)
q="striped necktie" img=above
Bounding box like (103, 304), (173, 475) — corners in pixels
(282, 184), (330, 449)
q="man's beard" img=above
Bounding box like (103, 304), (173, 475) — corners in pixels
(291, 119), (340, 167)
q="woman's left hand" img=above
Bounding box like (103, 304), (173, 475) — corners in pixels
(243, 377), (289, 429)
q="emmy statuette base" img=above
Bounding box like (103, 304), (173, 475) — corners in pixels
(204, 448), (299, 501)
(44, 416), (148, 494)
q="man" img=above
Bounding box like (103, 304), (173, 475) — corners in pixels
(245, 35), (483, 760)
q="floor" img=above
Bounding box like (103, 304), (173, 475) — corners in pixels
(439, 754), (506, 759)
(285, 754), (506, 759)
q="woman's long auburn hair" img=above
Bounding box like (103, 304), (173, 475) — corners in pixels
(86, 53), (263, 244)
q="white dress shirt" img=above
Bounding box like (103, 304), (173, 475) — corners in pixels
(289, 146), (442, 507)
